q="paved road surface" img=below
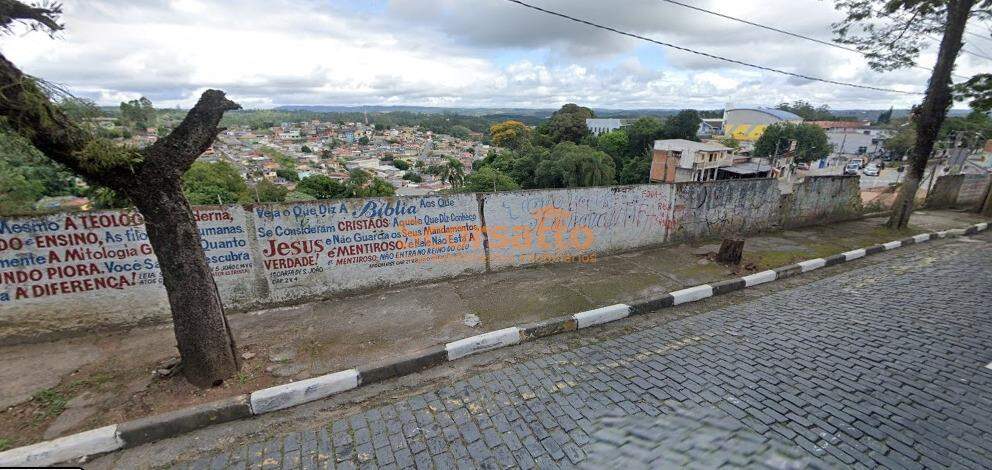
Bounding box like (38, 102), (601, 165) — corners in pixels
(174, 234), (992, 469)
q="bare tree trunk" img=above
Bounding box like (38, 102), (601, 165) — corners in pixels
(132, 185), (239, 387)
(0, 48), (242, 387)
(887, 0), (973, 228)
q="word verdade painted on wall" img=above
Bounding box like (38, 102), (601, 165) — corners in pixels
(0, 206), (257, 306)
(251, 195), (487, 300)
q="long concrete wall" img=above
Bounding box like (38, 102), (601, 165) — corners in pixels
(781, 175), (863, 229)
(926, 174), (991, 210)
(480, 185), (675, 269)
(0, 176), (885, 339)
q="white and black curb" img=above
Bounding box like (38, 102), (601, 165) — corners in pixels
(2, 221), (989, 467)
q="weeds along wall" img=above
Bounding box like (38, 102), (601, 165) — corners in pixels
(0, 176), (866, 341)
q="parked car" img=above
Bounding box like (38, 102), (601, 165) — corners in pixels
(843, 162), (861, 176)
(862, 164), (880, 176)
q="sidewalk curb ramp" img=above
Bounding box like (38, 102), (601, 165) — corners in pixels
(2, 221), (989, 466)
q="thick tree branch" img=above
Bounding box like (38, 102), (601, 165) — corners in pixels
(0, 52), (128, 188)
(140, 89), (240, 180)
(0, 0), (62, 34)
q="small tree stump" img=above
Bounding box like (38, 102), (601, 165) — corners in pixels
(717, 238), (745, 264)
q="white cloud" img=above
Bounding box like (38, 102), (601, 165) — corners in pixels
(0, 0), (983, 110)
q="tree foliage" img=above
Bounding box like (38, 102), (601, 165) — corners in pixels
(542, 103), (594, 145)
(297, 174), (347, 199)
(776, 100), (835, 121)
(254, 179), (288, 202)
(490, 120), (530, 150)
(119, 96), (157, 129)
(182, 161), (249, 204)
(460, 166), (519, 193)
(753, 122), (831, 163)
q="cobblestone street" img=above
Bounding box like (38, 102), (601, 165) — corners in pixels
(174, 234), (992, 469)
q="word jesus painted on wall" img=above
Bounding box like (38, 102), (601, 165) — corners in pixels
(252, 195), (485, 298)
(0, 207), (253, 304)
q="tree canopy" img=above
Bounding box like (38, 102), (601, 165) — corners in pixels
(490, 120), (530, 150)
(753, 122), (831, 163)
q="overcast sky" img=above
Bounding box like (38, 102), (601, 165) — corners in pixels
(2, 0), (989, 110)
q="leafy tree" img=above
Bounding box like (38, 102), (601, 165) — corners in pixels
(490, 120), (530, 150)
(402, 172), (423, 183)
(833, 0), (992, 227)
(358, 135), (370, 145)
(275, 168), (299, 182)
(534, 142), (615, 188)
(300, 144), (312, 154)
(775, 100), (834, 120)
(955, 74), (992, 111)
(297, 174), (347, 199)
(876, 107), (894, 124)
(448, 125), (471, 139)
(662, 109), (702, 141)
(354, 176), (396, 197)
(545, 103), (594, 144)
(719, 136), (741, 150)
(119, 96), (157, 129)
(886, 126), (916, 158)
(0, 158), (42, 214)
(624, 117), (666, 159)
(618, 157), (651, 184)
(0, 2), (243, 386)
(182, 161), (249, 204)
(254, 179), (288, 202)
(392, 159), (410, 171)
(461, 166), (519, 193)
(58, 97), (104, 121)
(753, 123), (831, 163)
(436, 156), (466, 188)
(596, 130), (628, 161)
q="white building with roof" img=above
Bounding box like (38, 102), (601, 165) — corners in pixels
(585, 118), (628, 136)
(719, 106), (803, 142)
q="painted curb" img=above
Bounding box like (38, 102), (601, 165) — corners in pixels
(742, 270), (776, 287)
(445, 327), (520, 361)
(2, 221), (988, 466)
(357, 345), (448, 386)
(118, 395), (251, 448)
(249, 369), (359, 414)
(573, 304), (631, 329)
(671, 285), (713, 305)
(0, 424), (122, 467)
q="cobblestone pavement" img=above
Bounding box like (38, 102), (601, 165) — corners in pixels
(178, 236), (992, 469)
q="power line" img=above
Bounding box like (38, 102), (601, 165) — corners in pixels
(655, 0), (970, 80)
(503, 0), (923, 95)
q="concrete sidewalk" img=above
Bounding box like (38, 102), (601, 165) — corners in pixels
(0, 209), (986, 451)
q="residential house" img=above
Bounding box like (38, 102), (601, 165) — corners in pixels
(650, 139), (734, 183)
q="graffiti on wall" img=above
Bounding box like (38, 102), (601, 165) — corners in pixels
(669, 179), (780, 241)
(0, 206), (256, 306)
(482, 185), (675, 268)
(252, 195), (486, 300)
